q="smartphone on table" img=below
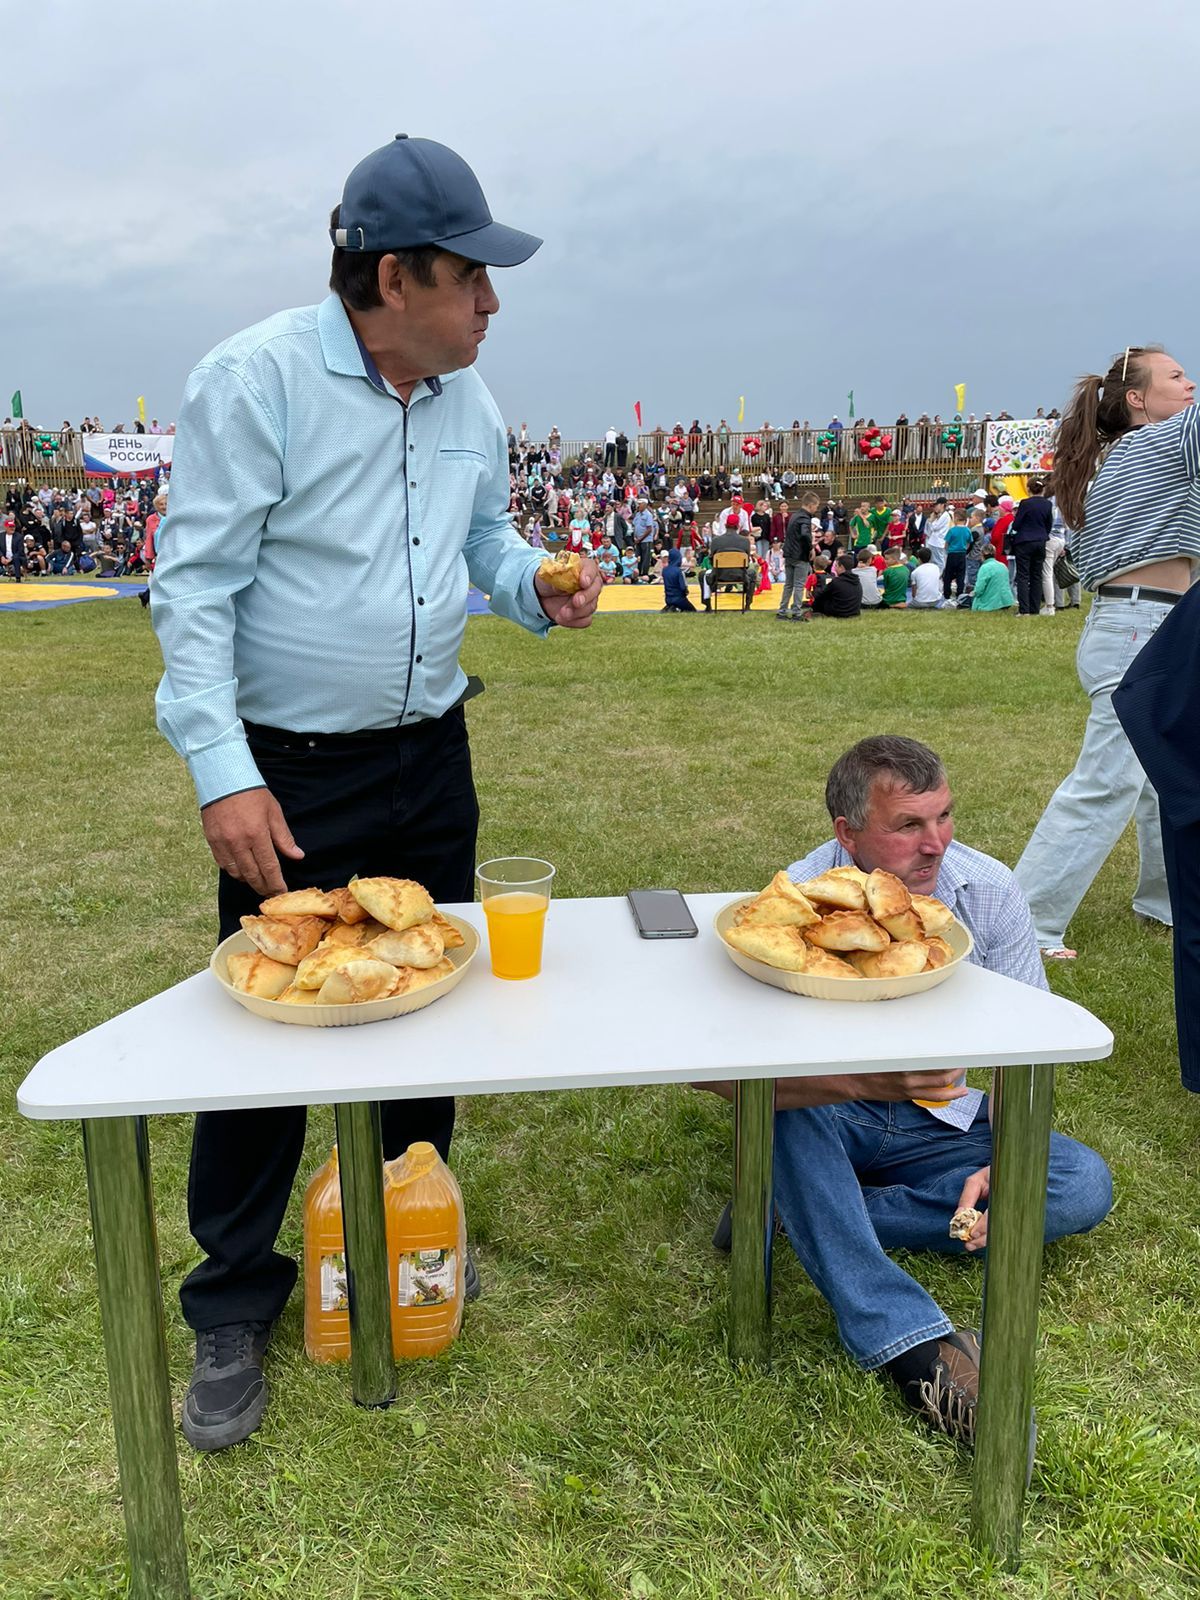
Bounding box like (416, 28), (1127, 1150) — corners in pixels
(626, 889), (699, 940)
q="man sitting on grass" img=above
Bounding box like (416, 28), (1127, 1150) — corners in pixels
(703, 735), (1112, 1448)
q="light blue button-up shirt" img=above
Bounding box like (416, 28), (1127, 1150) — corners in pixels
(152, 293), (549, 807)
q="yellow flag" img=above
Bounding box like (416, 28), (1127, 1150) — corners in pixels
(737, 395), (745, 424)
(137, 395), (146, 424)
(954, 383), (965, 415)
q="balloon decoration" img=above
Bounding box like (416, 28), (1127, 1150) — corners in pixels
(816, 430), (839, 457)
(741, 435), (762, 458)
(856, 427), (894, 461)
(941, 424), (964, 454)
(667, 436), (686, 457)
(34, 433), (61, 457)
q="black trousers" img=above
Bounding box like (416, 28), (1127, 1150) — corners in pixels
(942, 551), (966, 599)
(1159, 819), (1200, 1093)
(179, 706), (479, 1331)
(1013, 544), (1045, 614)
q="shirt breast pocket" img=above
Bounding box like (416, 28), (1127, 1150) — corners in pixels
(437, 448), (489, 507)
(439, 448), (488, 470)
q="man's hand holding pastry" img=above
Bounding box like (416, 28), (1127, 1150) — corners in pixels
(535, 551), (602, 627)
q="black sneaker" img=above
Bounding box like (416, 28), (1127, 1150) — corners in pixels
(181, 1320), (272, 1452)
(464, 1249), (481, 1303)
(893, 1328), (981, 1446)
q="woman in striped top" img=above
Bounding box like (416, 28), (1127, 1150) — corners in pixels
(1014, 346), (1197, 959)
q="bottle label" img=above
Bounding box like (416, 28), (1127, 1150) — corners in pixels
(396, 1247), (457, 1307)
(320, 1251), (348, 1312)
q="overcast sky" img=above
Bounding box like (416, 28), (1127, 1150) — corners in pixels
(3, 0), (1196, 438)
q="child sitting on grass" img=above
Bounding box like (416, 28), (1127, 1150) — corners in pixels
(880, 548), (910, 608)
(803, 553), (832, 608)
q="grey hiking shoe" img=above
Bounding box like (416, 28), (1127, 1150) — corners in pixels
(182, 1320), (272, 1452)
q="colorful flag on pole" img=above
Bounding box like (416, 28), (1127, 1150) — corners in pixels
(137, 395), (146, 424)
(954, 382), (966, 415)
(848, 390), (855, 420)
(10, 390), (22, 419)
(634, 401), (642, 429)
(737, 396), (745, 424)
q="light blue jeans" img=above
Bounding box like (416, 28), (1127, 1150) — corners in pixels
(772, 1098), (1112, 1369)
(1014, 594), (1175, 948)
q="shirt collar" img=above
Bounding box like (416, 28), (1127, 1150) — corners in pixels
(317, 293), (450, 400)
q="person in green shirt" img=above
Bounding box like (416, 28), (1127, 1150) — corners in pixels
(850, 499), (873, 551)
(970, 554), (1015, 612)
(880, 549), (910, 607)
(868, 497), (891, 547)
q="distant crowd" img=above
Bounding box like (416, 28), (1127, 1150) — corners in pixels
(2, 476), (168, 581)
(508, 451), (1077, 619)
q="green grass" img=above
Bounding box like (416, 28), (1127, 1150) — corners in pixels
(2, 594), (1199, 1599)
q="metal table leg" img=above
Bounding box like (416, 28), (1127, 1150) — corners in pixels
(729, 1077), (775, 1366)
(333, 1101), (396, 1408)
(971, 1063), (1055, 1568)
(82, 1116), (190, 1600)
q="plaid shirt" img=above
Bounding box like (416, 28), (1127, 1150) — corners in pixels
(787, 837), (1046, 990)
(786, 837), (1047, 1127)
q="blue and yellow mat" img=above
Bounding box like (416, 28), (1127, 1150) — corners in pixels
(3, 577), (781, 616)
(0, 577), (150, 611)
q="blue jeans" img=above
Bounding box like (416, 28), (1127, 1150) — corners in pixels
(772, 1097), (1112, 1370)
(1015, 595), (1174, 947)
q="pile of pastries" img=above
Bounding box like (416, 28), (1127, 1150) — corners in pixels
(723, 867), (957, 980)
(227, 877), (464, 1006)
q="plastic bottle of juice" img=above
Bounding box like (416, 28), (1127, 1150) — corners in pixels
(303, 1146), (351, 1364)
(383, 1141), (466, 1359)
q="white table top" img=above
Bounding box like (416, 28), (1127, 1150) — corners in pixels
(17, 894), (1113, 1120)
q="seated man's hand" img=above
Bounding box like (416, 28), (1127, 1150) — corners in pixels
(536, 557), (603, 628)
(201, 787), (306, 897)
(955, 1166), (990, 1251)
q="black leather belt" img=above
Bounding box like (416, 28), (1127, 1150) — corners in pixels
(244, 677), (485, 745)
(1097, 584), (1183, 606)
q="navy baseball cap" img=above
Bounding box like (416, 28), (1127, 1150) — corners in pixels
(331, 135), (542, 267)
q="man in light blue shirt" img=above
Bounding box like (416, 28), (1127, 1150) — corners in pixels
(631, 499), (656, 576)
(154, 135), (600, 1453)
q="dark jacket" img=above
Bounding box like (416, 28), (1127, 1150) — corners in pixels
(662, 547), (690, 607)
(783, 512), (813, 564)
(812, 569), (862, 618)
(1113, 585), (1200, 1092)
(1009, 495), (1053, 546)
(709, 529), (753, 560)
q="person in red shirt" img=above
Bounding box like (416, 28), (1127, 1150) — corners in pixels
(990, 496), (1015, 560)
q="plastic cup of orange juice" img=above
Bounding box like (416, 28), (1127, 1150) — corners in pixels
(475, 857), (555, 980)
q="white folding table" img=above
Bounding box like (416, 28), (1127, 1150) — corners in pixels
(18, 892), (1113, 1597)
